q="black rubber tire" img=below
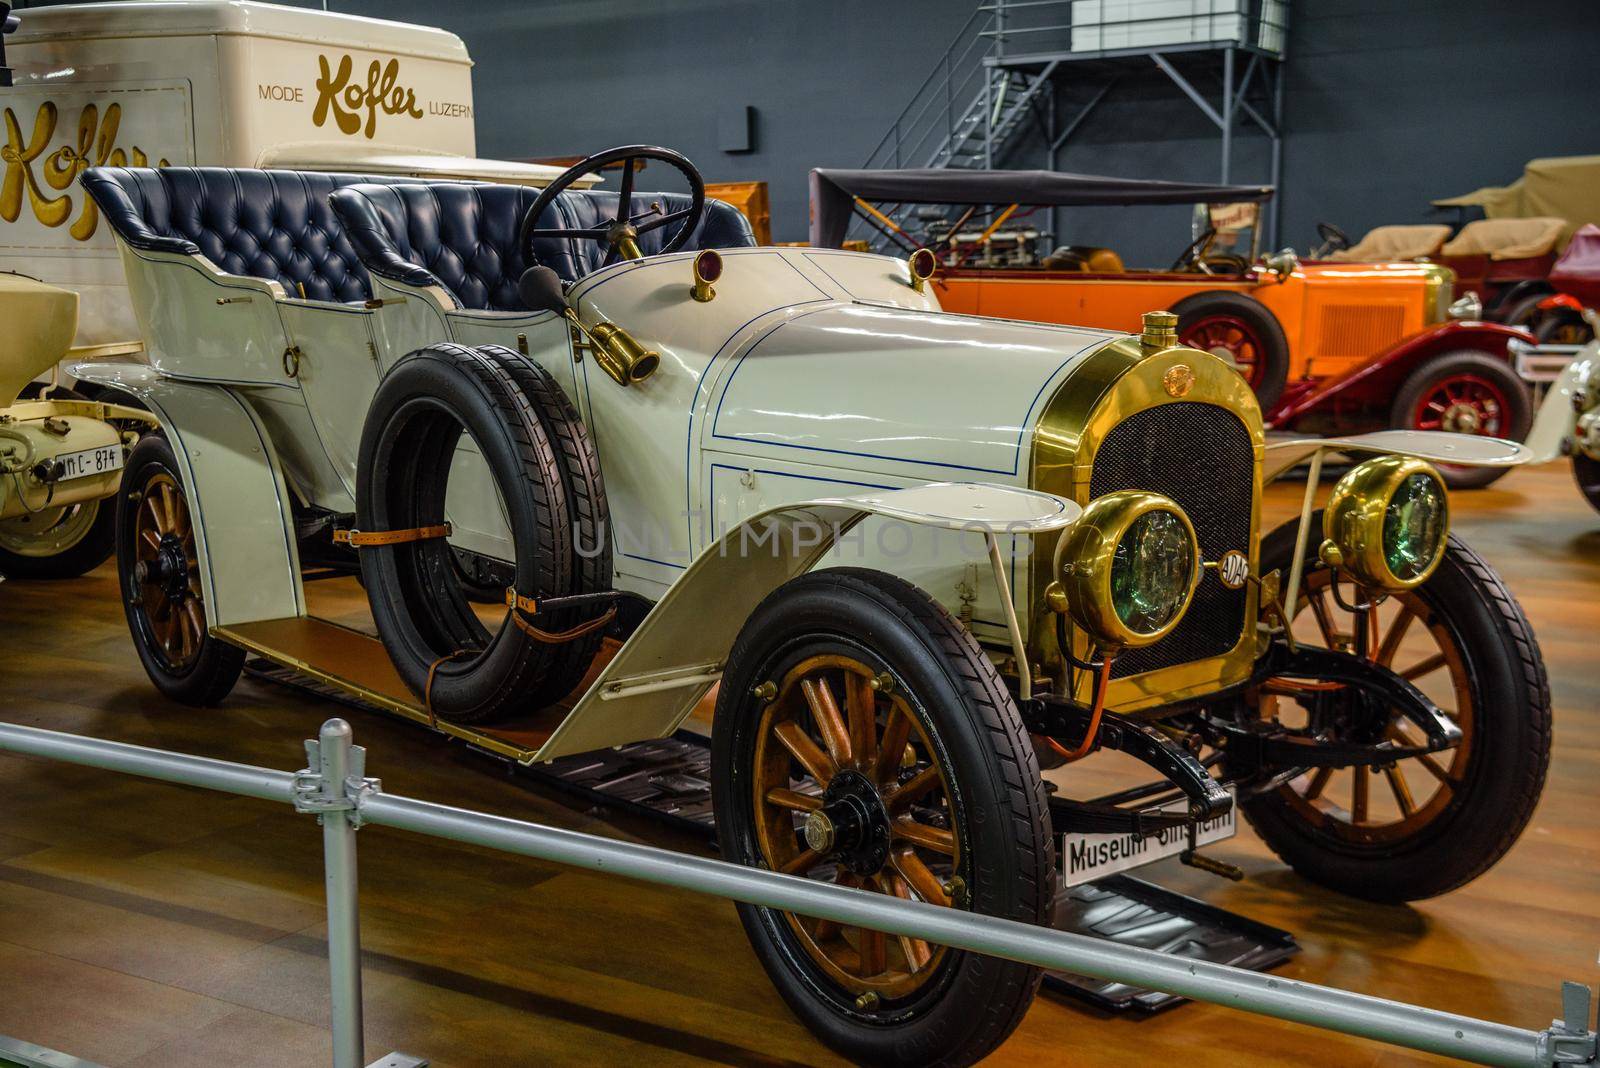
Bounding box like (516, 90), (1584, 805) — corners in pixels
(1575, 454), (1600, 515)
(475, 344), (611, 702)
(1535, 309), (1595, 346)
(116, 435), (244, 706)
(0, 498), (116, 579)
(712, 568), (1053, 1068)
(1171, 290), (1291, 411)
(356, 343), (573, 723)
(1241, 513), (1551, 902)
(1389, 350), (1533, 489)
(1498, 291), (1551, 330)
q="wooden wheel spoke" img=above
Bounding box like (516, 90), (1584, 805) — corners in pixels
(885, 764), (941, 814)
(1374, 606), (1416, 667)
(1303, 766), (1334, 801)
(891, 848), (951, 907)
(143, 494), (168, 535)
(1414, 751), (1458, 788)
(158, 483), (178, 534)
(845, 671), (878, 771)
(765, 787), (822, 813)
(880, 872), (935, 969)
(139, 528), (162, 554)
(1307, 586), (1339, 646)
(893, 817), (954, 855)
(779, 848), (822, 876)
(855, 925), (886, 977)
(1402, 652), (1448, 681)
(801, 677), (852, 767)
(1383, 765), (1416, 817)
(774, 721), (836, 785)
(1351, 766), (1370, 824)
(875, 707), (913, 786)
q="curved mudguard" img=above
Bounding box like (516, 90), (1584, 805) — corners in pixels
(68, 360), (303, 627)
(1262, 429), (1533, 483)
(532, 483), (1077, 761)
(1524, 343), (1598, 464)
(1268, 320), (1535, 427)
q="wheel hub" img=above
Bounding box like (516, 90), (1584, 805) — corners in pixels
(137, 533), (190, 603)
(1441, 402), (1482, 433)
(811, 769), (893, 876)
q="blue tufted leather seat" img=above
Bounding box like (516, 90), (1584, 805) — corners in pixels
(82, 167), (417, 303)
(330, 182), (757, 311)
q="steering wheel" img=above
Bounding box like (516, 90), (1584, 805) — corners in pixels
(518, 145), (705, 272)
(1171, 226), (1220, 273)
(1316, 221), (1352, 253)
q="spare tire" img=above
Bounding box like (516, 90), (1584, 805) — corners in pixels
(1171, 290), (1291, 411)
(358, 343), (578, 723)
(477, 344), (612, 703)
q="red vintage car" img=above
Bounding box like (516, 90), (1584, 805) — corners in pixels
(1530, 224), (1600, 345)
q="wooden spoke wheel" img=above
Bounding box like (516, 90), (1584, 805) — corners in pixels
(752, 653), (958, 1000)
(712, 569), (1052, 1067)
(1182, 314), (1268, 389)
(130, 471), (205, 673)
(116, 435), (243, 706)
(1264, 570), (1473, 845)
(1241, 514), (1550, 902)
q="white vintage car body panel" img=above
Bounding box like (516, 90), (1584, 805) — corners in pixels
(1524, 340), (1598, 464)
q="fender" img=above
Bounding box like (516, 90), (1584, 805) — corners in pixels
(533, 482), (1078, 761)
(1268, 319), (1536, 426)
(67, 360), (304, 627)
(1524, 345), (1599, 464)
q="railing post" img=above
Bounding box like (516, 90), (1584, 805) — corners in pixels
(298, 719), (369, 1068)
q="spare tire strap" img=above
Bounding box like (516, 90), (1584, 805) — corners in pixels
(336, 522), (452, 548)
(509, 606), (617, 645)
(424, 649), (472, 726)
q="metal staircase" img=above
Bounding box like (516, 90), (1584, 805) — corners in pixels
(857, 1), (1291, 247)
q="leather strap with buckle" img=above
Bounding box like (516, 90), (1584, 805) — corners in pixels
(334, 522), (452, 548)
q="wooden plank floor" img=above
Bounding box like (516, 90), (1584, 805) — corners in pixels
(0, 461), (1595, 1067)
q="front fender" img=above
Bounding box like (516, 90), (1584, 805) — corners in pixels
(1271, 320), (1535, 425)
(1525, 344), (1600, 464)
(532, 483), (1077, 761)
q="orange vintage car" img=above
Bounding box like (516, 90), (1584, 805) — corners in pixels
(809, 168), (1535, 487)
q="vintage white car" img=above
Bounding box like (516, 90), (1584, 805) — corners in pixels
(74, 138), (1553, 1065)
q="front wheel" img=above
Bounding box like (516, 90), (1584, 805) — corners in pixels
(1575, 453), (1600, 514)
(712, 568), (1053, 1068)
(117, 435), (244, 706)
(1241, 514), (1550, 902)
(1390, 350), (1533, 489)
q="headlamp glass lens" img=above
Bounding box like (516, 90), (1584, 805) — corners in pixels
(1383, 472), (1447, 583)
(1110, 510), (1193, 635)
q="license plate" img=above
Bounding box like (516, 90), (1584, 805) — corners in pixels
(1060, 789), (1236, 887)
(55, 444), (124, 481)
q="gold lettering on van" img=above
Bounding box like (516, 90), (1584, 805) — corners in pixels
(1, 101), (167, 241)
(313, 54), (424, 140)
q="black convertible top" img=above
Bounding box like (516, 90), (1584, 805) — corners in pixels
(808, 167), (1273, 248)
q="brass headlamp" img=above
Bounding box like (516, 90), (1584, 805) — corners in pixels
(1319, 455), (1449, 590)
(1045, 490), (1200, 651)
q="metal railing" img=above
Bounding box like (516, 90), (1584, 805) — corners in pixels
(0, 717), (1594, 1068)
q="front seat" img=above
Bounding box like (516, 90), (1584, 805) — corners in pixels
(332, 182), (756, 311)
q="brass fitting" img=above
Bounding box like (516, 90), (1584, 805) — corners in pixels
(585, 320), (660, 386)
(1140, 310), (1179, 353)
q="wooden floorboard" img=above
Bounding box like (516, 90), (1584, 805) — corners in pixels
(0, 461), (1595, 1066)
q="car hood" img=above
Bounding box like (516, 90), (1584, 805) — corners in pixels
(705, 302), (1121, 481)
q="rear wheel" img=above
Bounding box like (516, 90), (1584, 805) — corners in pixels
(1241, 514), (1550, 901)
(1390, 350), (1532, 489)
(713, 568), (1052, 1068)
(117, 435), (244, 705)
(1535, 309), (1595, 346)
(1172, 291), (1290, 410)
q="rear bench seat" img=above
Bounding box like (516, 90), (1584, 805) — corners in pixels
(82, 167), (416, 303)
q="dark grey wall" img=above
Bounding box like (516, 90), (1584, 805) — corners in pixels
(26, 0), (1600, 256)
